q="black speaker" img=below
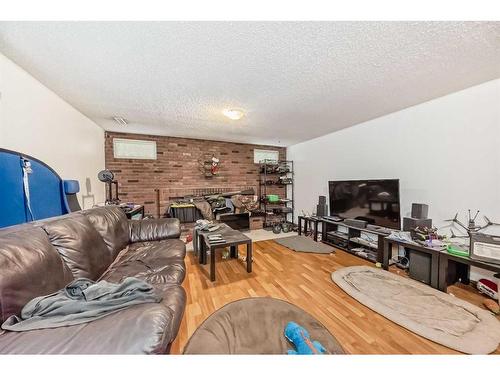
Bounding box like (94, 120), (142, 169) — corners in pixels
(316, 196), (328, 216)
(409, 251), (432, 285)
(316, 204), (328, 216)
(411, 203), (429, 219)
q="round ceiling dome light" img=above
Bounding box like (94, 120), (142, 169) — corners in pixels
(222, 108), (245, 120)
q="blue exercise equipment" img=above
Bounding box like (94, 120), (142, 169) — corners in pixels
(0, 148), (80, 228)
(284, 321), (327, 355)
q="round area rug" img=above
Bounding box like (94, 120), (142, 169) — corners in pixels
(183, 297), (344, 354)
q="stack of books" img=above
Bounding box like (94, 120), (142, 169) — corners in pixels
(207, 234), (226, 245)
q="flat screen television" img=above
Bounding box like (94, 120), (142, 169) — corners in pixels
(328, 179), (401, 229)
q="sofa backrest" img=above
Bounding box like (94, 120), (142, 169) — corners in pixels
(0, 227), (74, 323)
(128, 218), (181, 243)
(82, 207), (129, 258)
(42, 214), (113, 280)
(0, 206), (131, 323)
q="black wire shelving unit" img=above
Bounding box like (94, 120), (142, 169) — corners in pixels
(258, 159), (294, 228)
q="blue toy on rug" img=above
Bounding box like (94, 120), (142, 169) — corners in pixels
(284, 321), (327, 354)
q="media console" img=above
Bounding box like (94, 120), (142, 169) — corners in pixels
(297, 216), (394, 264)
(323, 219), (393, 263)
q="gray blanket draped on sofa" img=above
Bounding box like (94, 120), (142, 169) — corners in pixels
(2, 277), (161, 332)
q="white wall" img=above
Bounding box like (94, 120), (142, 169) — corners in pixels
(288, 79), (500, 279)
(0, 53), (105, 209)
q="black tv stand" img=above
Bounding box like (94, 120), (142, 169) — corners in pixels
(322, 215), (343, 222)
(317, 217), (394, 265)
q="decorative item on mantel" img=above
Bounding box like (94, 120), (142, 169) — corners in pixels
(198, 154), (221, 178)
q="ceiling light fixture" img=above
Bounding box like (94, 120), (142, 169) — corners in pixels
(222, 109), (245, 120)
(112, 116), (128, 126)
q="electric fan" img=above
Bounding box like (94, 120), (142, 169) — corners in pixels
(98, 169), (120, 204)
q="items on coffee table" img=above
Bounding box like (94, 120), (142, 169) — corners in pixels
(196, 219), (220, 232)
(196, 223), (252, 281)
(207, 234), (226, 244)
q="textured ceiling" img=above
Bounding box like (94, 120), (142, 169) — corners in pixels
(0, 22), (499, 146)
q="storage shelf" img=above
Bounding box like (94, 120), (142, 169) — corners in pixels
(259, 172), (294, 176)
(260, 199), (293, 205)
(317, 218), (393, 266)
(259, 182), (292, 186)
(349, 249), (378, 262)
(350, 237), (378, 250)
(326, 231), (349, 240)
(322, 239), (379, 263)
(259, 159), (294, 227)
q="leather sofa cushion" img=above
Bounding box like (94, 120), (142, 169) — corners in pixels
(128, 218), (181, 243)
(83, 207), (129, 258)
(127, 239), (186, 260)
(0, 227), (73, 323)
(103, 259), (186, 286)
(42, 214), (112, 280)
(157, 284), (186, 339)
(101, 240), (186, 285)
(0, 285), (186, 354)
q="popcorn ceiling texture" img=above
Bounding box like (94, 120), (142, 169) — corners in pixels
(1, 22), (499, 146)
(104, 132), (286, 216)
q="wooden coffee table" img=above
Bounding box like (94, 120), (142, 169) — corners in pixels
(195, 223), (252, 282)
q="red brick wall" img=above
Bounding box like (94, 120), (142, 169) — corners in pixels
(105, 132), (286, 217)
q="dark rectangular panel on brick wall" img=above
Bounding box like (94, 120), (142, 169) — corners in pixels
(104, 132), (286, 216)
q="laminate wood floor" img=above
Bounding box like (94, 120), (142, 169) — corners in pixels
(170, 239), (500, 354)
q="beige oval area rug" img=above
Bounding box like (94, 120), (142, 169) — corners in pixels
(332, 266), (500, 354)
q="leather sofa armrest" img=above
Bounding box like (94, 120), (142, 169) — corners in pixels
(128, 218), (181, 243)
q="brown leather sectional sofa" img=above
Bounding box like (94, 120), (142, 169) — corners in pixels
(0, 206), (186, 354)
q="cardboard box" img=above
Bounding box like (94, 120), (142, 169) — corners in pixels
(249, 216), (264, 230)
